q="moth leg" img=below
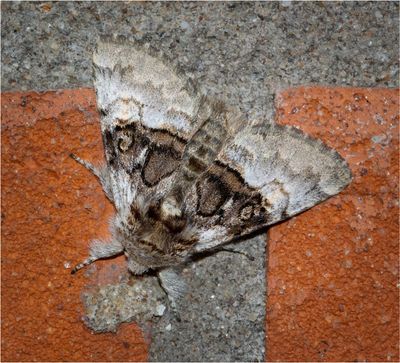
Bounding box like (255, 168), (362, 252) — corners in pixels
(71, 239), (124, 274)
(70, 153), (113, 201)
(157, 268), (187, 316)
(217, 247), (255, 262)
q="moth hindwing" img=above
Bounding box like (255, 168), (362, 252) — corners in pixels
(71, 37), (352, 297)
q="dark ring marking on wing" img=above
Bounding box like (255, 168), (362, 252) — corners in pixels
(104, 123), (149, 170)
(239, 202), (256, 221)
(115, 124), (135, 152)
(238, 193), (268, 223)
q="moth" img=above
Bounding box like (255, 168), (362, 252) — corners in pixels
(71, 36), (352, 306)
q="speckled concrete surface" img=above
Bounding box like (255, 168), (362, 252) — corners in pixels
(1, 2), (399, 361)
(149, 236), (265, 362)
(2, 2), (399, 118)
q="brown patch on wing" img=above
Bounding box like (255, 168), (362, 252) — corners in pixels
(135, 127), (187, 186)
(211, 160), (249, 193)
(148, 128), (187, 151)
(104, 120), (187, 186)
(141, 144), (181, 187)
(196, 174), (230, 217)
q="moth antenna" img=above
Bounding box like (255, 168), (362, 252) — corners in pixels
(71, 257), (97, 274)
(217, 247), (255, 262)
(70, 153), (100, 178)
(70, 153), (114, 202)
(71, 239), (124, 274)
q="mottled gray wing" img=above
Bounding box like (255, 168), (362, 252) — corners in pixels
(184, 123), (352, 252)
(93, 37), (203, 139)
(92, 37), (213, 215)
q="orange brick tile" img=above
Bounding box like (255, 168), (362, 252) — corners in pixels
(1, 90), (147, 361)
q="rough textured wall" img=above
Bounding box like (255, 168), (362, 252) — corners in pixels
(1, 90), (148, 361)
(2, 2), (399, 114)
(1, 1), (399, 361)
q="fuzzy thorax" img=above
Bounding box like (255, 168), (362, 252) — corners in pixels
(111, 197), (195, 275)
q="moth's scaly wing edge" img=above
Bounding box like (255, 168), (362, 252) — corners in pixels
(92, 36), (204, 140)
(190, 123), (352, 253)
(92, 36), (244, 141)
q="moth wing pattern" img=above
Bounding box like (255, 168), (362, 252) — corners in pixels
(92, 36), (243, 226)
(92, 37), (210, 217)
(93, 37), (204, 140)
(185, 123), (352, 252)
(73, 36), (352, 278)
